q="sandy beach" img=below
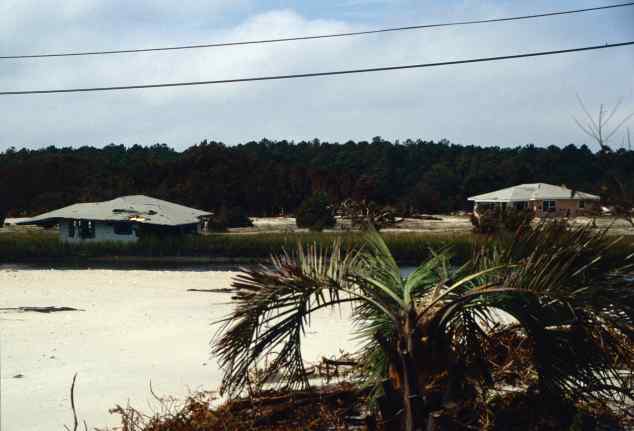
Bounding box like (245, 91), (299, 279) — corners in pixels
(0, 267), (359, 431)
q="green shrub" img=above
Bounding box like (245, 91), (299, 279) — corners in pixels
(207, 205), (253, 231)
(501, 208), (535, 232)
(471, 208), (534, 234)
(295, 193), (335, 232)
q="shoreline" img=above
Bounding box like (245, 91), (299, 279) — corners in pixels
(0, 255), (263, 269)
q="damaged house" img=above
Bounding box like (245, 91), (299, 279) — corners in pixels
(17, 195), (212, 243)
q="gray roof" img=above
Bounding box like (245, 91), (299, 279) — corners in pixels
(17, 195), (212, 227)
(468, 183), (600, 203)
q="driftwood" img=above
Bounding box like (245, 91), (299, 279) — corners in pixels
(409, 215), (443, 221)
(186, 288), (234, 293)
(0, 306), (83, 313)
(250, 353), (360, 386)
(64, 373), (88, 431)
(338, 199), (405, 231)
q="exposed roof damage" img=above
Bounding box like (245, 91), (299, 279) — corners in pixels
(468, 183), (600, 203)
(17, 195), (212, 227)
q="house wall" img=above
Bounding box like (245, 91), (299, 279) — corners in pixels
(60, 221), (138, 243)
(530, 199), (599, 217)
(474, 200), (600, 218)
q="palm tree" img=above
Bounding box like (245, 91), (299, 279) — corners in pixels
(213, 224), (634, 430)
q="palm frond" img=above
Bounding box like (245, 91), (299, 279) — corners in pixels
(354, 228), (406, 307)
(468, 221), (634, 401)
(212, 240), (358, 396)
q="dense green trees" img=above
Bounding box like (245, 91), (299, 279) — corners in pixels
(1, 139), (632, 217)
(0, 181), (11, 226)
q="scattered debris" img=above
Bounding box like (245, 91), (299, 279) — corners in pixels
(108, 382), (371, 431)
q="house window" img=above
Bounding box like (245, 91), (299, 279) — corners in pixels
(114, 222), (133, 235)
(79, 220), (95, 239)
(579, 200), (585, 209)
(514, 201), (528, 210)
(68, 221), (75, 238)
(543, 200), (556, 212)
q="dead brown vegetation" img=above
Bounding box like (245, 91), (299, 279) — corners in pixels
(100, 327), (633, 431)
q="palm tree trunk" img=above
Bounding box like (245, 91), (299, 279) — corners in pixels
(398, 310), (424, 431)
(399, 349), (420, 431)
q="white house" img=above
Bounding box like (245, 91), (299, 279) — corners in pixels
(17, 195), (212, 243)
(468, 183), (600, 218)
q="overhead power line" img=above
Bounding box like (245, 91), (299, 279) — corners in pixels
(1, 2), (633, 60)
(1, 41), (632, 96)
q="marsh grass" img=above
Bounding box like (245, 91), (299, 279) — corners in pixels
(1, 229), (632, 266)
(0, 230), (477, 264)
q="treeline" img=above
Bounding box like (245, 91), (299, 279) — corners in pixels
(1, 137), (633, 217)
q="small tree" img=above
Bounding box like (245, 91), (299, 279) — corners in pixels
(573, 94), (633, 152)
(574, 95), (633, 227)
(295, 193), (335, 231)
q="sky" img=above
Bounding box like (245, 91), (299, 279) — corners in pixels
(0, 0), (633, 151)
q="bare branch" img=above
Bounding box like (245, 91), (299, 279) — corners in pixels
(598, 104), (604, 145)
(573, 116), (599, 140)
(576, 93), (599, 132)
(605, 111), (634, 142)
(604, 97), (624, 126)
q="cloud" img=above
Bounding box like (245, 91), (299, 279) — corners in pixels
(0, 0), (632, 151)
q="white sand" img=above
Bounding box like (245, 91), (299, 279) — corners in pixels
(0, 268), (358, 431)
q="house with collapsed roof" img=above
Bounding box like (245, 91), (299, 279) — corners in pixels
(17, 195), (212, 243)
(468, 183), (600, 218)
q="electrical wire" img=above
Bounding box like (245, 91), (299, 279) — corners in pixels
(1, 41), (632, 96)
(1, 2), (633, 59)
